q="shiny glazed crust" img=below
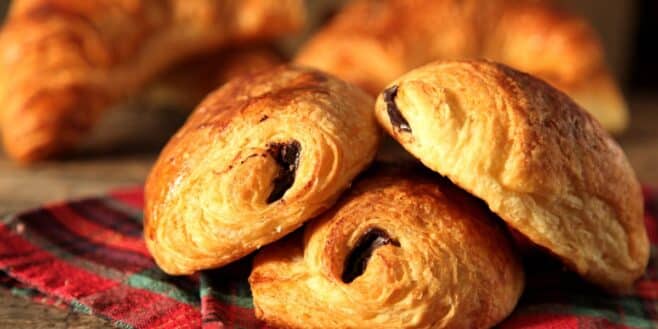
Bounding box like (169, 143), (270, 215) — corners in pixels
(145, 66), (380, 275)
(250, 167), (524, 329)
(0, 0), (305, 163)
(374, 60), (648, 290)
(295, 0), (628, 133)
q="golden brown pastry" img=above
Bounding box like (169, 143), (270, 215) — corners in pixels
(145, 66), (380, 275)
(374, 60), (648, 291)
(295, 0), (628, 133)
(143, 46), (283, 111)
(0, 0), (305, 163)
(250, 166), (524, 329)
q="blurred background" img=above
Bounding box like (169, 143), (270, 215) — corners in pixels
(558, 0), (658, 92)
(3, 0), (655, 90)
(0, 0), (657, 92)
(0, 1), (656, 327)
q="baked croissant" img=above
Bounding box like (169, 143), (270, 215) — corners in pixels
(295, 0), (628, 133)
(143, 46), (283, 111)
(145, 66), (380, 275)
(374, 60), (648, 290)
(0, 0), (305, 163)
(250, 166), (524, 329)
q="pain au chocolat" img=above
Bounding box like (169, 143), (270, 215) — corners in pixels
(295, 0), (628, 133)
(0, 0), (305, 163)
(250, 166), (524, 329)
(145, 66), (380, 275)
(374, 60), (648, 291)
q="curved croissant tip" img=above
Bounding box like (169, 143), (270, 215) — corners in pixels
(0, 85), (102, 164)
(2, 122), (80, 164)
(3, 136), (50, 164)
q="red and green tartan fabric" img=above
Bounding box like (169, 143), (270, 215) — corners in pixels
(0, 186), (657, 329)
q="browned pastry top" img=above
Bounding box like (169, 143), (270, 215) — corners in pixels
(374, 60), (648, 291)
(145, 65), (380, 274)
(250, 166), (524, 329)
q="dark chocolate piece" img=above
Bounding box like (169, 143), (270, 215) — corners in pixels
(266, 140), (301, 203)
(383, 85), (411, 133)
(342, 228), (400, 283)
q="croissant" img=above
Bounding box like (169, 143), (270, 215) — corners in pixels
(374, 60), (648, 290)
(295, 0), (628, 133)
(250, 166), (524, 329)
(142, 46), (283, 111)
(0, 0), (305, 163)
(145, 66), (380, 275)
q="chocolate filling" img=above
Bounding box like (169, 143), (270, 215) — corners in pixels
(266, 141), (301, 203)
(383, 85), (411, 133)
(341, 228), (400, 283)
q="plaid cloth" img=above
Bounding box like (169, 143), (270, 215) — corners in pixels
(0, 187), (657, 329)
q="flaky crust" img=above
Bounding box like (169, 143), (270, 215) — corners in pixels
(374, 60), (648, 290)
(143, 46), (283, 111)
(250, 166), (524, 329)
(295, 0), (628, 133)
(145, 66), (380, 275)
(0, 0), (305, 163)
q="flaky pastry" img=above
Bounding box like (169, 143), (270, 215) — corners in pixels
(295, 0), (628, 133)
(250, 166), (524, 329)
(374, 60), (648, 290)
(145, 66), (380, 275)
(0, 0), (305, 163)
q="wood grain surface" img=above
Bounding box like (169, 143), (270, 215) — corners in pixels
(0, 95), (656, 328)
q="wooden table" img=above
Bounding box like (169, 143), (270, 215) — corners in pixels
(0, 94), (656, 328)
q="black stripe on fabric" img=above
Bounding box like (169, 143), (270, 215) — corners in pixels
(68, 199), (143, 237)
(19, 209), (154, 272)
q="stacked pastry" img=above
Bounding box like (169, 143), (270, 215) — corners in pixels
(144, 62), (648, 328)
(0, 1), (648, 328)
(138, 0), (648, 328)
